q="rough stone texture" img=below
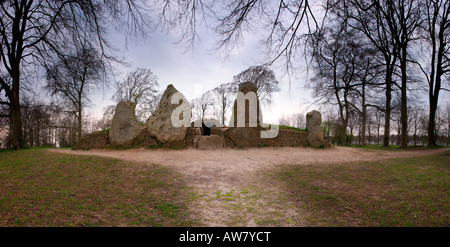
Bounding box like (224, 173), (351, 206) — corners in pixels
(186, 127), (201, 148)
(306, 110), (331, 148)
(197, 135), (224, 150)
(269, 129), (308, 147)
(146, 84), (190, 147)
(76, 132), (110, 149)
(222, 128), (235, 147)
(109, 101), (141, 147)
(210, 127), (226, 137)
(229, 81), (263, 128)
(229, 127), (270, 147)
(132, 128), (160, 147)
(228, 81), (268, 147)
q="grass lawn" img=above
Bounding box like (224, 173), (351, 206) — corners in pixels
(274, 150), (450, 226)
(0, 147), (448, 227)
(344, 144), (449, 151)
(0, 148), (197, 227)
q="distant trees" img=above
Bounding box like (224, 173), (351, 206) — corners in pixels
(1, 0), (449, 149)
(212, 82), (236, 126)
(304, 0), (450, 147)
(0, 0), (150, 149)
(190, 66), (280, 125)
(112, 68), (160, 122)
(417, 0), (450, 146)
(191, 90), (216, 121)
(232, 66), (280, 106)
(45, 45), (106, 141)
(279, 113), (306, 129)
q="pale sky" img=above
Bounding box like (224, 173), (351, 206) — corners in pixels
(88, 22), (319, 124)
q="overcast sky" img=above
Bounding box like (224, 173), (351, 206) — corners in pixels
(87, 20), (320, 124)
(86, 11), (450, 126)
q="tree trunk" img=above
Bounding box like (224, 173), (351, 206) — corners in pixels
(400, 43), (408, 148)
(361, 83), (367, 146)
(383, 74), (392, 147)
(428, 100), (438, 146)
(9, 100), (23, 149)
(9, 72), (24, 149)
(77, 108), (82, 142)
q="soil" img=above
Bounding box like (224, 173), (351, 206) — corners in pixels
(49, 146), (447, 226)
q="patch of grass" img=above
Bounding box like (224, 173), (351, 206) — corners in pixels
(154, 202), (181, 218)
(346, 144), (449, 151)
(273, 150), (450, 226)
(0, 149), (197, 227)
(92, 128), (110, 134)
(279, 125), (307, 132)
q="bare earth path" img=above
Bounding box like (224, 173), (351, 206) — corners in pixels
(49, 147), (447, 226)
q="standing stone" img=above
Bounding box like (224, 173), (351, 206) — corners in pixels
(109, 101), (141, 147)
(306, 110), (329, 148)
(146, 84), (191, 147)
(228, 81), (268, 146)
(229, 81), (263, 128)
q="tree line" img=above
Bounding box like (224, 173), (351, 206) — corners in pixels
(305, 0), (450, 147)
(1, 0), (449, 148)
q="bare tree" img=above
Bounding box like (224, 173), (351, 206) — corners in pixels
(0, 0), (151, 149)
(336, 0), (400, 147)
(159, 0), (321, 70)
(310, 20), (363, 145)
(409, 104), (425, 146)
(191, 90), (215, 121)
(212, 82), (236, 126)
(232, 65), (280, 106)
(45, 45), (105, 141)
(95, 105), (116, 131)
(113, 68), (160, 122)
(414, 0), (450, 146)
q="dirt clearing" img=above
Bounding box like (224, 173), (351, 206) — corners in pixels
(49, 147), (448, 226)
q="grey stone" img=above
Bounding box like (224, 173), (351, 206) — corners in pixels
(109, 101), (141, 147)
(306, 110), (330, 148)
(146, 84), (191, 147)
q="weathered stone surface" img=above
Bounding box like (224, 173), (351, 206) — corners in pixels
(197, 135), (224, 150)
(210, 127), (226, 137)
(229, 81), (263, 128)
(146, 84), (191, 147)
(109, 101), (141, 147)
(132, 127), (160, 147)
(269, 129), (308, 147)
(229, 127), (270, 147)
(306, 110), (330, 148)
(222, 128), (235, 147)
(76, 132), (110, 149)
(228, 81), (268, 146)
(186, 127), (201, 148)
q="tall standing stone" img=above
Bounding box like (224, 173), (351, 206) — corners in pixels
(228, 81), (268, 146)
(306, 110), (330, 148)
(109, 100), (141, 147)
(146, 84), (191, 146)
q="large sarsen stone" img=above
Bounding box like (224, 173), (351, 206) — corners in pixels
(146, 84), (191, 146)
(306, 110), (330, 148)
(109, 101), (141, 147)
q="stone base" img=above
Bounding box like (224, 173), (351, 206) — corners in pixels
(76, 132), (110, 149)
(197, 135), (224, 150)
